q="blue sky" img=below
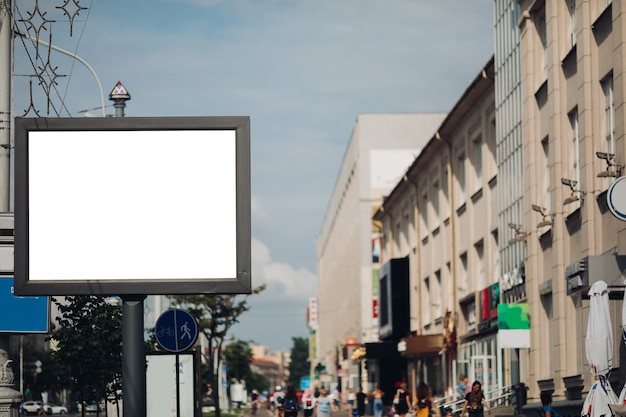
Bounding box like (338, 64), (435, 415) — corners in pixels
(12, 0), (494, 351)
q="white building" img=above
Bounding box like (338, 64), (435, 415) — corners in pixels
(315, 113), (445, 393)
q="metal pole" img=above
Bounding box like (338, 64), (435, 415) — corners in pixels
(0, 5), (21, 415)
(122, 295), (146, 417)
(0, 0), (12, 210)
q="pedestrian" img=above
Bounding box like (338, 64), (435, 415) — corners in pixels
(283, 386), (301, 417)
(274, 386), (286, 417)
(302, 388), (315, 417)
(347, 388), (356, 413)
(356, 387), (367, 417)
(331, 387), (341, 410)
(456, 376), (468, 399)
(461, 381), (491, 417)
(415, 382), (432, 417)
(372, 386), (384, 417)
(540, 392), (559, 417)
(316, 389), (337, 417)
(393, 382), (412, 417)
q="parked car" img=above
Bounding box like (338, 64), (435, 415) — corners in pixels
(84, 401), (100, 413)
(21, 401), (43, 414)
(44, 404), (67, 415)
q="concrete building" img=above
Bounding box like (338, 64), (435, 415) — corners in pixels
(373, 57), (497, 399)
(494, 0), (528, 394)
(518, 0), (626, 407)
(251, 345), (289, 390)
(315, 113), (446, 395)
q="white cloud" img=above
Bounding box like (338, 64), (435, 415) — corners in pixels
(251, 238), (316, 301)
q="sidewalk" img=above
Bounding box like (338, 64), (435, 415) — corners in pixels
(240, 408), (353, 417)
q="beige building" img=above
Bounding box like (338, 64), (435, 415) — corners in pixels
(518, 0), (626, 406)
(315, 113), (446, 394)
(373, 57), (497, 398)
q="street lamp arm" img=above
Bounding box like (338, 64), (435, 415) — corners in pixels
(14, 29), (106, 117)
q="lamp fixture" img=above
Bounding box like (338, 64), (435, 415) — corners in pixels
(531, 204), (554, 227)
(596, 152), (623, 177)
(561, 178), (584, 205)
(508, 223), (528, 244)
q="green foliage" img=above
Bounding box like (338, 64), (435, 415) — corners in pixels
(167, 285), (266, 417)
(286, 337), (309, 388)
(247, 371), (270, 393)
(223, 340), (253, 383)
(49, 296), (123, 407)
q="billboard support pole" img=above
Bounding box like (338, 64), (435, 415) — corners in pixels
(122, 295), (147, 417)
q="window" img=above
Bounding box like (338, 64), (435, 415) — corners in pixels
(569, 109), (580, 183)
(432, 178), (440, 229)
(491, 230), (499, 281)
(424, 276), (431, 325)
(534, 6), (548, 81)
(473, 135), (483, 190)
(568, 109), (582, 210)
(434, 270), (442, 319)
(475, 240), (485, 290)
(457, 152), (466, 204)
(601, 74), (615, 156)
(459, 252), (468, 295)
(567, 0), (576, 48)
(420, 187), (429, 239)
(541, 137), (551, 212)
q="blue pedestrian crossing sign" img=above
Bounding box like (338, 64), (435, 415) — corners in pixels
(155, 309), (199, 353)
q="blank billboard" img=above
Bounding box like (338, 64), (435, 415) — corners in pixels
(14, 116), (250, 296)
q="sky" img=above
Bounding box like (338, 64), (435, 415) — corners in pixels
(11, 0), (495, 351)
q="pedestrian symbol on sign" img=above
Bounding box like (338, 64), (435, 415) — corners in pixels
(155, 309), (199, 353)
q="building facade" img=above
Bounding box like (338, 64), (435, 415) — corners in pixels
(373, 58), (497, 399)
(315, 113), (446, 396)
(518, 0), (626, 404)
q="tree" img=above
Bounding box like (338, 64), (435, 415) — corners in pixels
(247, 372), (270, 393)
(222, 339), (270, 393)
(167, 285), (265, 417)
(286, 337), (309, 388)
(49, 296), (123, 417)
(223, 340), (253, 383)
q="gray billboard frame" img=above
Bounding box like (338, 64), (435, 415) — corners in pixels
(14, 116), (251, 296)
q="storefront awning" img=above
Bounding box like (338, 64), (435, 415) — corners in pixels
(397, 334), (443, 357)
(363, 341), (402, 360)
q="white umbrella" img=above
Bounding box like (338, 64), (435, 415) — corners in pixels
(581, 280), (618, 417)
(618, 279), (626, 404)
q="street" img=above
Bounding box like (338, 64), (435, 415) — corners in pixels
(241, 407), (353, 417)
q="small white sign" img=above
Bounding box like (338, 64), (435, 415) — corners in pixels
(608, 176), (626, 221)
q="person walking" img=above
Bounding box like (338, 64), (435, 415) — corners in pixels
(415, 382), (432, 417)
(316, 389), (337, 417)
(393, 382), (412, 417)
(356, 387), (367, 417)
(540, 392), (559, 417)
(302, 388), (315, 417)
(456, 376), (468, 399)
(283, 386), (301, 417)
(461, 381), (491, 417)
(372, 386), (384, 417)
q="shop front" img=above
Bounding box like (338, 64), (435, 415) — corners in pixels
(398, 334), (444, 395)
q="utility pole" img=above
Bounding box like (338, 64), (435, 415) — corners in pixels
(0, 0), (11, 210)
(0, 1), (24, 415)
